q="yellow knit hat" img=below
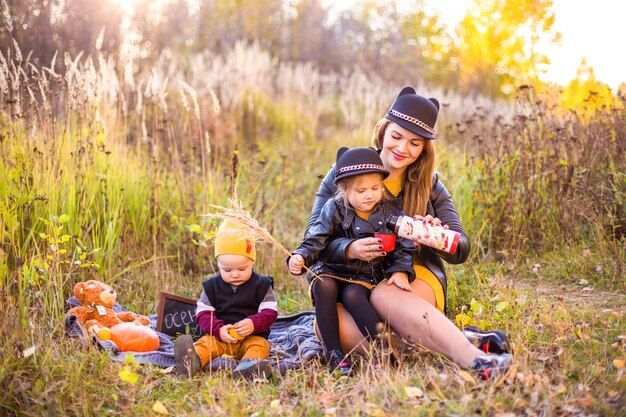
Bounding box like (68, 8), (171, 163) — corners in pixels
(214, 221), (256, 261)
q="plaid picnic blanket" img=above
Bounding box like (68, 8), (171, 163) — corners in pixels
(64, 297), (324, 375)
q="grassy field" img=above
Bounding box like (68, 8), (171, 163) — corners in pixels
(1, 44), (625, 416)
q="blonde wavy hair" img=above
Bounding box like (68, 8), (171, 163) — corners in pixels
(371, 118), (435, 216)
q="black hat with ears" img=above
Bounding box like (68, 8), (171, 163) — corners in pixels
(334, 147), (390, 184)
(385, 86), (439, 139)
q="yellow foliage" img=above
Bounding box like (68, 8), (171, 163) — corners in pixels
(455, 0), (559, 97)
(559, 59), (623, 121)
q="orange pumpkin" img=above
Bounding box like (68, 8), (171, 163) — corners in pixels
(110, 323), (160, 352)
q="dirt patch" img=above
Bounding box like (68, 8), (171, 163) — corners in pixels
(512, 279), (626, 312)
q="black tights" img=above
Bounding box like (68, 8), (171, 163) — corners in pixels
(312, 278), (381, 352)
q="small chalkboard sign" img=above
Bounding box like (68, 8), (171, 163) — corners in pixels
(157, 292), (204, 338)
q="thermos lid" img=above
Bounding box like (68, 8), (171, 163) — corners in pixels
(386, 215), (401, 231)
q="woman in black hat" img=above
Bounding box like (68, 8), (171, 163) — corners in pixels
(289, 146), (416, 376)
(305, 87), (512, 379)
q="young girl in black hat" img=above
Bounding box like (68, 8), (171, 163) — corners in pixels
(288, 146), (416, 376)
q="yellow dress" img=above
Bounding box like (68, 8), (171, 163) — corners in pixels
(384, 178), (445, 312)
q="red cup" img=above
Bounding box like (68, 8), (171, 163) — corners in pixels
(375, 233), (396, 252)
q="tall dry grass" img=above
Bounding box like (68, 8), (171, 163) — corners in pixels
(451, 87), (625, 289)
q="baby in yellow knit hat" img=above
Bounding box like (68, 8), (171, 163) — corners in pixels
(174, 221), (278, 380)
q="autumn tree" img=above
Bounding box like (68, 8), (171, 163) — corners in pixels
(397, 5), (450, 87)
(194, 0), (285, 56)
(329, 0), (447, 84)
(1, 0), (123, 67)
(560, 58), (623, 118)
(286, 0), (335, 66)
(453, 0), (559, 97)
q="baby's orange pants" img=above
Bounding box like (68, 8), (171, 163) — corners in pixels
(193, 334), (270, 368)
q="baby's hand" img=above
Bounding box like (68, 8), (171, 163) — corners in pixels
(387, 272), (411, 291)
(288, 254), (305, 275)
(234, 318), (254, 337)
(220, 325), (239, 344)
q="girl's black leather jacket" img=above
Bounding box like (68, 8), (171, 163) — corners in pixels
(306, 167), (471, 311)
(295, 197), (416, 286)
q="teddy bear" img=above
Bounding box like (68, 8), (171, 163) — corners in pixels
(66, 279), (151, 337)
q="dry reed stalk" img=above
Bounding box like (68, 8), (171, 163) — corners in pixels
(203, 199), (324, 282)
(230, 145), (239, 200)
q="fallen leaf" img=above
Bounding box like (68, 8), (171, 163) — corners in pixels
(495, 301), (509, 312)
(119, 366), (138, 384)
(22, 346), (36, 358)
(575, 396), (596, 407)
(160, 366), (175, 374)
(316, 391), (334, 406)
(152, 401), (168, 415)
(470, 298), (483, 315)
(364, 402), (385, 417)
(405, 386), (424, 399)
(270, 399), (281, 409)
(455, 313), (472, 327)
(324, 407), (337, 416)
(614, 359), (625, 369)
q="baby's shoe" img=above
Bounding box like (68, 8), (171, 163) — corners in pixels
(470, 353), (513, 380)
(174, 335), (201, 378)
(327, 350), (353, 377)
(232, 359), (273, 381)
(463, 326), (511, 354)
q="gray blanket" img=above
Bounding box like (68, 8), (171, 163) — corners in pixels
(64, 297), (324, 375)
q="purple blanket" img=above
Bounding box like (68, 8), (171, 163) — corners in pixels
(64, 297), (324, 375)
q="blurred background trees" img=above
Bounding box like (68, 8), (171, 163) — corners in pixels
(1, 0), (587, 98)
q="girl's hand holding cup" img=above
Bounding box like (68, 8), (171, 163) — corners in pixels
(374, 232), (396, 252)
(346, 237), (385, 261)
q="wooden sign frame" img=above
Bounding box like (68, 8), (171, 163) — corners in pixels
(156, 292), (203, 337)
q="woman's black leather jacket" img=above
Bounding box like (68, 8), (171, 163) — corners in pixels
(306, 167), (471, 311)
(296, 197), (415, 286)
